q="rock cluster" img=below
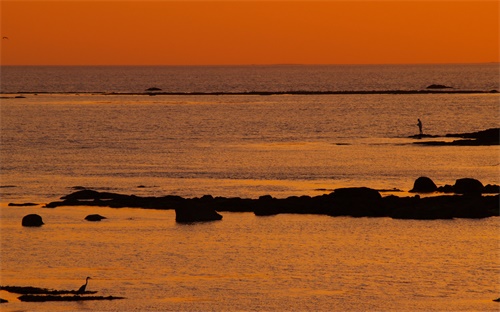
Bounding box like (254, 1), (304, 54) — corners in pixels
(43, 178), (500, 220)
(411, 177), (499, 194)
(413, 128), (499, 146)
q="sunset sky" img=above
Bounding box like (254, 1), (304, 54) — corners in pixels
(1, 1), (498, 65)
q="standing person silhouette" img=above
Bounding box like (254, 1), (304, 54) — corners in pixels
(417, 119), (423, 136)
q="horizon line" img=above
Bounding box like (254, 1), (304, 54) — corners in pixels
(1, 61), (499, 67)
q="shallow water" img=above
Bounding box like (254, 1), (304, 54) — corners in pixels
(1, 93), (499, 203)
(1, 204), (499, 311)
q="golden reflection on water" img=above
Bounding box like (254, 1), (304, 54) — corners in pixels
(1, 203), (499, 311)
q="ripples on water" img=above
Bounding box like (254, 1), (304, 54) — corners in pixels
(1, 64), (499, 93)
(1, 64), (499, 311)
(1, 205), (499, 311)
(1, 93), (499, 201)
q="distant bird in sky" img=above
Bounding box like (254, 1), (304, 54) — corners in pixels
(2, 37), (8, 40)
(77, 276), (92, 294)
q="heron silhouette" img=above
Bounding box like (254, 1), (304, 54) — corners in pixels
(77, 276), (92, 294)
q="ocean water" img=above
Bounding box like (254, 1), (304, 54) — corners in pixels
(1, 64), (499, 311)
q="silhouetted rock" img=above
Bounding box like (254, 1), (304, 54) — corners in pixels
(410, 177), (437, 193)
(453, 178), (484, 194)
(18, 295), (124, 302)
(328, 187), (384, 217)
(408, 134), (439, 139)
(436, 184), (455, 193)
(8, 202), (38, 206)
(45, 182), (500, 220)
(0, 285), (96, 295)
(426, 84), (452, 89)
(22, 214), (44, 227)
(84, 214), (107, 222)
(414, 128), (499, 146)
(484, 184), (500, 194)
(0, 298), (7, 303)
(446, 128), (499, 143)
(175, 204), (223, 223)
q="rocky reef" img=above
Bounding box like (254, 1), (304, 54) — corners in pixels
(42, 177), (499, 220)
(0, 285), (124, 302)
(413, 128), (499, 146)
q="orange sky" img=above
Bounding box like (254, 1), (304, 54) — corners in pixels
(1, 1), (498, 65)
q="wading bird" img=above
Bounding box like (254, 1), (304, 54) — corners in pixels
(77, 277), (92, 294)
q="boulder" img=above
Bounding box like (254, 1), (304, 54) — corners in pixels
(175, 205), (222, 223)
(410, 177), (438, 193)
(22, 214), (44, 227)
(453, 178), (484, 194)
(84, 214), (107, 222)
(329, 187), (384, 217)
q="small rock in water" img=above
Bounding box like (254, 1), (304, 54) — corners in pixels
(22, 214), (44, 227)
(426, 84), (452, 89)
(85, 214), (107, 222)
(9, 202), (38, 207)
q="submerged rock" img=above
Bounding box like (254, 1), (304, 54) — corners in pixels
(426, 84), (452, 89)
(8, 202), (38, 207)
(175, 205), (223, 223)
(84, 214), (107, 222)
(410, 177), (437, 193)
(18, 295), (124, 302)
(22, 214), (44, 227)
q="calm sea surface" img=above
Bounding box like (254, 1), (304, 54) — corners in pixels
(1, 64), (499, 311)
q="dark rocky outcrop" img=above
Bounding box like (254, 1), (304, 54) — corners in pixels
(84, 214), (107, 222)
(21, 214), (44, 227)
(445, 128), (499, 145)
(327, 187), (384, 217)
(8, 202), (38, 207)
(0, 298), (7, 303)
(0, 285), (96, 295)
(44, 178), (500, 220)
(410, 177), (437, 193)
(426, 84), (453, 89)
(1, 285), (123, 302)
(407, 134), (439, 139)
(18, 295), (125, 302)
(414, 128), (499, 146)
(453, 178), (484, 194)
(175, 202), (223, 223)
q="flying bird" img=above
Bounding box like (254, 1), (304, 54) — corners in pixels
(2, 37), (8, 40)
(77, 276), (92, 294)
